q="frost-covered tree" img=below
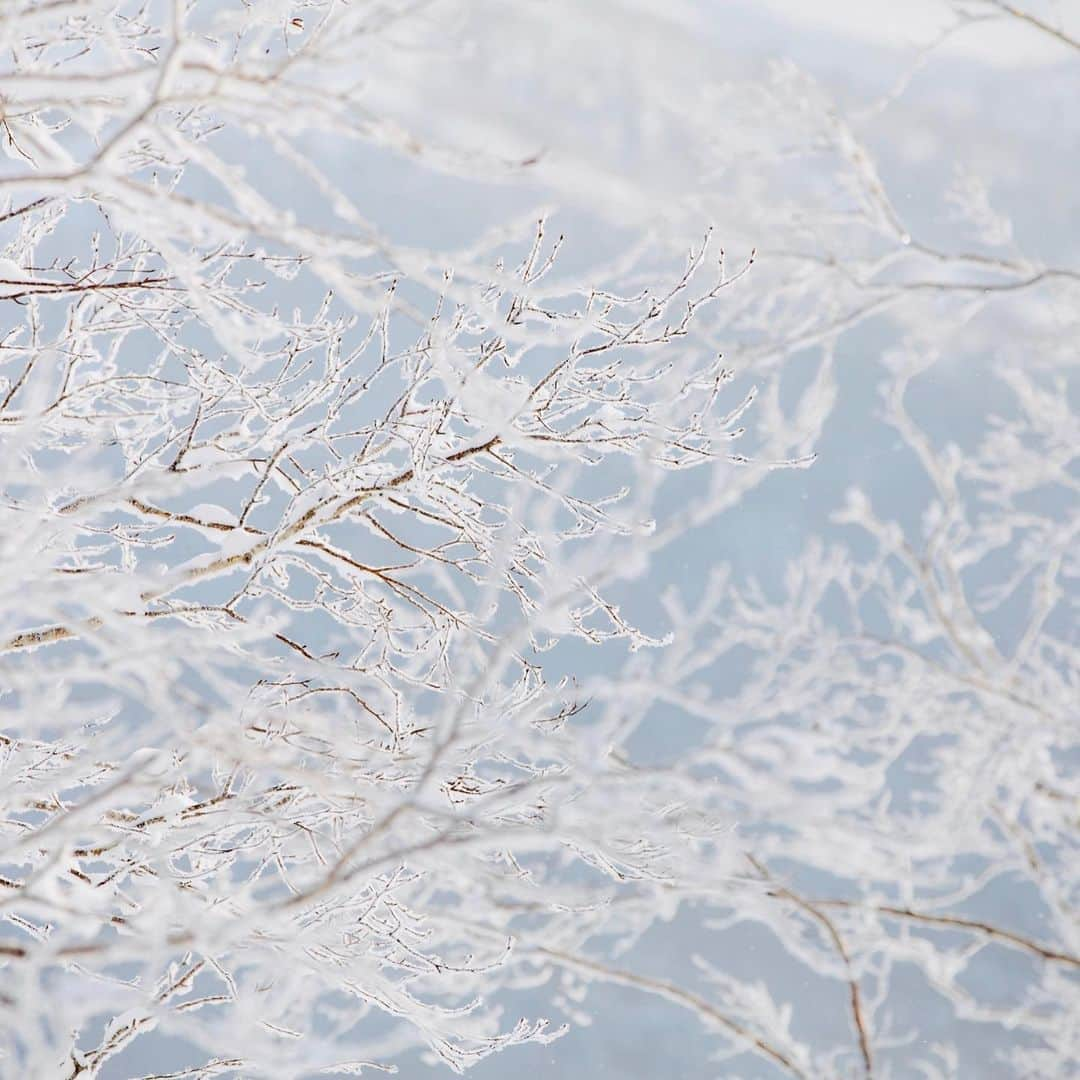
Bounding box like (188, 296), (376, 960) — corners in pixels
(519, 2), (1077, 1076)
(0, 2), (810, 1076)
(1, 1), (1077, 1078)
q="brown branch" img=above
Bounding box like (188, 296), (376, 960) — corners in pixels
(535, 945), (809, 1079)
(0, 274), (171, 303)
(0, 196), (51, 223)
(2, 436), (503, 655)
(1, 621), (89, 651)
(748, 855), (874, 1078)
(979, 0), (1080, 51)
(812, 899), (1080, 968)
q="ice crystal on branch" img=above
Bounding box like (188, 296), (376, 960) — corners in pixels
(0, 3), (798, 1075)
